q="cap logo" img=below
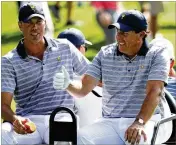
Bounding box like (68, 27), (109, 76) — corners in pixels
(29, 4), (35, 10)
(121, 14), (125, 19)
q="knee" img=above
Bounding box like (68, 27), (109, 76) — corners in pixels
(1, 129), (17, 144)
(1, 130), (8, 144)
(77, 129), (93, 145)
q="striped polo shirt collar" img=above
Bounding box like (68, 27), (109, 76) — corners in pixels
(16, 37), (51, 59)
(116, 39), (149, 56)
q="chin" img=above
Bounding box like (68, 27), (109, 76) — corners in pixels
(31, 36), (43, 42)
(30, 39), (41, 44)
(119, 47), (125, 53)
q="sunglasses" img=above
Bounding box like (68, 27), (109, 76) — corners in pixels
(81, 44), (88, 52)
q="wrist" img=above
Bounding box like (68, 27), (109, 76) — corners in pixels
(12, 115), (18, 124)
(135, 117), (145, 125)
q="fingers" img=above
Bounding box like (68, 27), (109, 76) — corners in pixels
(54, 73), (65, 79)
(53, 70), (65, 89)
(62, 66), (70, 81)
(13, 119), (27, 134)
(54, 74), (65, 82)
(130, 129), (138, 145)
(125, 125), (147, 145)
(61, 66), (66, 74)
(126, 128), (138, 145)
(125, 131), (128, 141)
(135, 130), (141, 145)
(141, 130), (147, 142)
(127, 128), (134, 143)
(53, 66), (70, 90)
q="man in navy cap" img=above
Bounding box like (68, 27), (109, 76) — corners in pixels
(53, 9), (171, 144)
(1, 2), (89, 144)
(58, 28), (92, 56)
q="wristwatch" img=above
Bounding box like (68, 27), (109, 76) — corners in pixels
(135, 118), (145, 125)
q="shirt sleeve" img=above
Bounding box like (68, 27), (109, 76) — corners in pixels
(148, 47), (170, 85)
(86, 49), (103, 81)
(1, 56), (16, 93)
(68, 41), (90, 76)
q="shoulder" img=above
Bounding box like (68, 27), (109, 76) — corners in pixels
(148, 38), (170, 54)
(147, 40), (170, 59)
(100, 43), (117, 56)
(48, 37), (71, 48)
(2, 48), (18, 61)
(45, 37), (78, 56)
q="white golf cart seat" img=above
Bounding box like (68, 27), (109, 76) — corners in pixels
(75, 86), (102, 128)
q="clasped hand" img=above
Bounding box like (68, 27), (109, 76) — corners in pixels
(125, 121), (147, 145)
(13, 116), (33, 134)
(53, 66), (70, 90)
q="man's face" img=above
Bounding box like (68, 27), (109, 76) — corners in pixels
(116, 29), (142, 56)
(18, 17), (46, 44)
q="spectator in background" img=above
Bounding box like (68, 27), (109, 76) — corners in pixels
(139, 1), (164, 39)
(57, 28), (102, 128)
(57, 28), (92, 56)
(50, 2), (75, 26)
(91, 1), (124, 44)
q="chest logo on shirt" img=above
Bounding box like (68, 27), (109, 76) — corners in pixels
(57, 56), (61, 61)
(140, 65), (144, 69)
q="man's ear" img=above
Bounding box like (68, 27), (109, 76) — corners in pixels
(139, 31), (146, 38)
(170, 59), (175, 69)
(18, 21), (23, 32)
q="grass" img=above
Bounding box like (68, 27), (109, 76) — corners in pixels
(1, 1), (176, 112)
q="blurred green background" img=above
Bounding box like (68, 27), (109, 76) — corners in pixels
(1, 1), (176, 111)
(2, 1), (176, 61)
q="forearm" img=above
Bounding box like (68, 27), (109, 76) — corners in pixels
(2, 104), (17, 124)
(137, 87), (162, 124)
(67, 75), (98, 98)
(67, 81), (86, 98)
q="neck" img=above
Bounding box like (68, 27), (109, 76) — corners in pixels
(24, 38), (46, 60)
(169, 68), (176, 78)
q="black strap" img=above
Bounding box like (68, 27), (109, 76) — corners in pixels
(91, 90), (102, 98)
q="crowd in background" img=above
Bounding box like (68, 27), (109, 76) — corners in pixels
(16, 1), (167, 44)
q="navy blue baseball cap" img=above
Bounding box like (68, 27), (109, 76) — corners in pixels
(108, 9), (147, 32)
(57, 28), (92, 47)
(18, 3), (45, 22)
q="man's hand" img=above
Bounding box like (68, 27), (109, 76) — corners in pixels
(53, 66), (70, 90)
(13, 116), (36, 134)
(124, 121), (147, 145)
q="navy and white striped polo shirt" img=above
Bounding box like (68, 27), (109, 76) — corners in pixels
(86, 41), (170, 118)
(1, 37), (89, 116)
